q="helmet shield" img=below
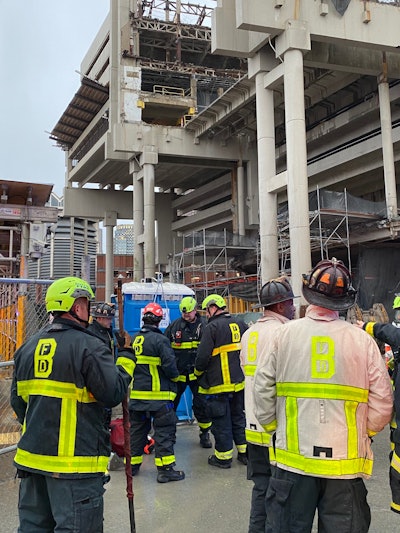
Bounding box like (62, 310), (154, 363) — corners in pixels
(302, 258), (357, 311)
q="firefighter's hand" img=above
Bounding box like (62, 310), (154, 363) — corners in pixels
(355, 320), (365, 329)
(115, 331), (131, 348)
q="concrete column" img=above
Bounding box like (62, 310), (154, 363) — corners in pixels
(378, 70), (398, 220)
(255, 71), (279, 284)
(140, 147), (158, 280)
(143, 162), (155, 279)
(133, 171), (144, 281)
(283, 48), (311, 302)
(104, 211), (117, 301)
(231, 166), (238, 236)
(131, 157), (144, 281)
(237, 163), (245, 236)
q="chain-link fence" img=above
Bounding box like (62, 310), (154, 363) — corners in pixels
(0, 361), (18, 446)
(0, 279), (51, 362)
(0, 279), (51, 474)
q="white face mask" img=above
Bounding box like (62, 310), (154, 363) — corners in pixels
(394, 309), (400, 325)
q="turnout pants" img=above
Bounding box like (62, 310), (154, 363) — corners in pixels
(173, 377), (211, 431)
(390, 450), (400, 513)
(130, 403), (178, 468)
(205, 390), (246, 461)
(17, 472), (105, 532)
(247, 443), (272, 533)
(265, 467), (371, 533)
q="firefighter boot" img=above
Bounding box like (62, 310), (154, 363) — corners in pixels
(131, 464), (141, 476)
(199, 430), (212, 448)
(157, 466), (185, 483)
(237, 452), (248, 466)
(208, 455), (232, 469)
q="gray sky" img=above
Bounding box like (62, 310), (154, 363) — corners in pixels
(0, 0), (110, 196)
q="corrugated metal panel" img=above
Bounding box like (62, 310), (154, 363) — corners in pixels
(49, 77), (109, 149)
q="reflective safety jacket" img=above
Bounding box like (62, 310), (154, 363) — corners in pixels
(10, 317), (135, 478)
(88, 319), (116, 358)
(254, 305), (393, 479)
(240, 310), (289, 448)
(364, 321), (400, 512)
(130, 324), (179, 411)
(194, 311), (247, 394)
(164, 313), (205, 381)
(363, 322), (400, 447)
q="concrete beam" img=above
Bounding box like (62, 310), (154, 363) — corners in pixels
(234, 0), (400, 50)
(211, 1), (269, 58)
(172, 174), (231, 210)
(111, 122), (246, 160)
(171, 200), (232, 232)
(63, 187), (133, 219)
(185, 78), (256, 139)
(81, 13), (111, 78)
(267, 171), (288, 194)
(304, 42), (400, 79)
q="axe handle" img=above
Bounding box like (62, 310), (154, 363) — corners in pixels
(117, 279), (125, 334)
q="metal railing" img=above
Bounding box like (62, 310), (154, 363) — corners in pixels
(153, 85), (185, 97)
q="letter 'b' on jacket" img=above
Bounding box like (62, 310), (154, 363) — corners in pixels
(254, 305), (393, 479)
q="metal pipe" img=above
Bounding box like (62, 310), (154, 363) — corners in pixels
(0, 278), (53, 284)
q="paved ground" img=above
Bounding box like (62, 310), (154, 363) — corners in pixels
(0, 423), (399, 532)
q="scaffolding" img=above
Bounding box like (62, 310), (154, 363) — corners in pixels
(278, 188), (386, 273)
(172, 228), (258, 305)
(172, 190), (386, 305)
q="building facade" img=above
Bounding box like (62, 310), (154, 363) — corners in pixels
(48, 0), (400, 311)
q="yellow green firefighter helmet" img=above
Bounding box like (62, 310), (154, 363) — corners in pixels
(393, 295), (400, 310)
(179, 296), (197, 313)
(45, 277), (94, 313)
(201, 294), (226, 310)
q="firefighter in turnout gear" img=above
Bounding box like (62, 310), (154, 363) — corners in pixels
(88, 302), (117, 357)
(10, 277), (135, 532)
(240, 277), (297, 533)
(164, 296), (212, 448)
(254, 259), (393, 532)
(195, 294), (248, 468)
(129, 302), (185, 483)
(88, 302), (117, 433)
(356, 295), (400, 515)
